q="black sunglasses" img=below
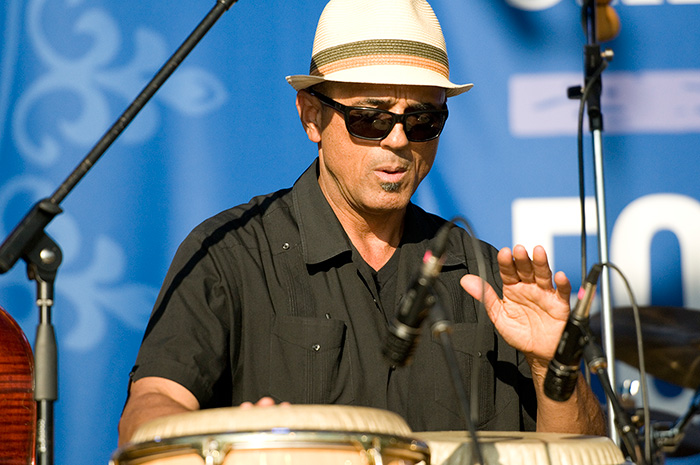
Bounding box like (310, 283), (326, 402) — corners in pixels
(308, 90), (448, 142)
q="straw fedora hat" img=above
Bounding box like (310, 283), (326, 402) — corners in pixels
(286, 0), (473, 97)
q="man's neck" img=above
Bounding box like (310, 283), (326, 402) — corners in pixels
(333, 205), (405, 271)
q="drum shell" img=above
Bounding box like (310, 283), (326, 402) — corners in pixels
(111, 430), (429, 465)
(416, 430), (627, 465)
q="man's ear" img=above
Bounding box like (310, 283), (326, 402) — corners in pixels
(296, 90), (323, 143)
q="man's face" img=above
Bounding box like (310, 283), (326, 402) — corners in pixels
(314, 83), (446, 218)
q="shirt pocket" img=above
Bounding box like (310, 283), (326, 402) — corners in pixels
(269, 315), (349, 404)
(431, 322), (496, 428)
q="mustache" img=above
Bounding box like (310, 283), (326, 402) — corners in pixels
(371, 157), (412, 172)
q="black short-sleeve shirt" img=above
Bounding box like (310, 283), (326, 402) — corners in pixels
(131, 159), (537, 432)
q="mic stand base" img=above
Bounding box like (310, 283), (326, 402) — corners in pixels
(653, 386), (700, 455)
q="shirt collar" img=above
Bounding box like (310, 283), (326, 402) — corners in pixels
(293, 159), (353, 265)
(292, 159), (466, 269)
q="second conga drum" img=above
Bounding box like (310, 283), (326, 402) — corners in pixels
(111, 404), (430, 465)
(415, 430), (628, 465)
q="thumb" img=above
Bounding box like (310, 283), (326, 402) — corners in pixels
(460, 274), (500, 310)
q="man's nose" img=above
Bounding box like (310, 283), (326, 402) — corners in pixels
(380, 120), (410, 149)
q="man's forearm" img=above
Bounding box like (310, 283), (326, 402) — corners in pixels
(533, 371), (607, 435)
(118, 391), (196, 447)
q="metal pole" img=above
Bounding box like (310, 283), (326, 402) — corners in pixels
(591, 128), (618, 443)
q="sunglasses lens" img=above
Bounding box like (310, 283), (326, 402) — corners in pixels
(346, 110), (394, 139)
(404, 112), (446, 141)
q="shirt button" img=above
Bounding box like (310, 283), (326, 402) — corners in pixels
(312, 344), (321, 351)
(282, 242), (290, 250)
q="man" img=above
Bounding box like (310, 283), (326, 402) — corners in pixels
(118, 0), (605, 445)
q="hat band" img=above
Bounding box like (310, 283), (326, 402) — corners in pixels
(309, 39), (450, 80)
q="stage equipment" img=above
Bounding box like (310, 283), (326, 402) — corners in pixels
(590, 307), (700, 460)
(0, 1), (240, 464)
(113, 404), (630, 465)
(416, 430), (625, 465)
(383, 217), (486, 465)
(591, 306), (700, 389)
(595, 0), (621, 43)
(545, 264), (602, 402)
(583, 333), (647, 464)
(542, 262), (649, 464)
(111, 405), (430, 465)
(649, 397), (700, 458)
(383, 221), (452, 366)
(567, 0), (619, 445)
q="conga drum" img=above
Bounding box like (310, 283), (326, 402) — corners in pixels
(111, 405), (430, 465)
(415, 430), (628, 465)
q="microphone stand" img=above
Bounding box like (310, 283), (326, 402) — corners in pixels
(583, 337), (649, 465)
(568, 0), (618, 444)
(0, 1), (239, 464)
(429, 301), (485, 465)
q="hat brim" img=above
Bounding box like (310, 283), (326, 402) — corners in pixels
(286, 65), (473, 98)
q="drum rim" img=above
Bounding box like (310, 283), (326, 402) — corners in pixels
(111, 429), (431, 465)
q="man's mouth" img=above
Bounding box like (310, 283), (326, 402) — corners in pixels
(376, 170), (405, 183)
(375, 165), (408, 184)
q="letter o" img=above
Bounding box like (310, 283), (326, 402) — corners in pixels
(610, 193), (700, 308)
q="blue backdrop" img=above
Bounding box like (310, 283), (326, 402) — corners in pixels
(1, 0), (699, 464)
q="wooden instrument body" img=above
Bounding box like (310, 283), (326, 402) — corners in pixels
(0, 306), (36, 465)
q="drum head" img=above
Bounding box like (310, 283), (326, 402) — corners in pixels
(113, 405), (430, 465)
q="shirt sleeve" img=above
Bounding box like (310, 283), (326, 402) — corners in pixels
(130, 227), (235, 406)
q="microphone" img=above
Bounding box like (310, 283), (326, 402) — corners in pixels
(596, 0), (621, 42)
(382, 221), (452, 366)
(544, 263), (603, 402)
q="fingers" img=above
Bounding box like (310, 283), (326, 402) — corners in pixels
(460, 274), (501, 311)
(497, 247), (520, 285)
(531, 245), (554, 290)
(554, 270), (572, 302)
(239, 397), (289, 409)
(255, 397), (277, 407)
(498, 245), (554, 290)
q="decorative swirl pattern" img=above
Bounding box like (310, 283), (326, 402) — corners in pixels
(1, 0), (227, 349)
(12, 0), (227, 165)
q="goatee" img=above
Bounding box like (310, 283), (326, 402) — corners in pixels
(380, 182), (402, 193)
